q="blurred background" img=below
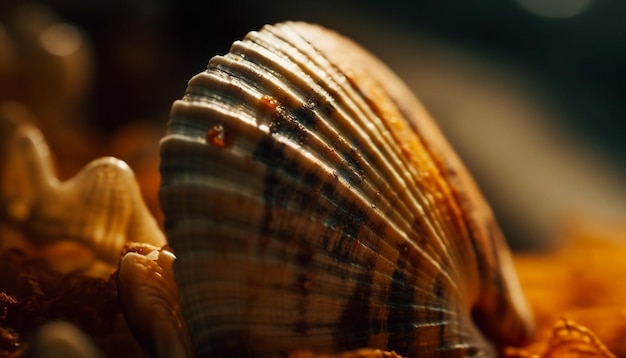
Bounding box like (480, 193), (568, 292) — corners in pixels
(0, 0), (624, 250)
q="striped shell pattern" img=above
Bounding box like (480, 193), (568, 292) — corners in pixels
(160, 22), (534, 357)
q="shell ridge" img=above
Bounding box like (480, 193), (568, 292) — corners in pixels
(280, 25), (470, 302)
(173, 68), (416, 278)
(271, 23), (460, 257)
(254, 25), (452, 258)
(246, 133), (468, 302)
(202, 32), (432, 253)
(286, 23), (476, 294)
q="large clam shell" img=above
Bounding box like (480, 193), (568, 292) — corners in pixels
(160, 22), (533, 357)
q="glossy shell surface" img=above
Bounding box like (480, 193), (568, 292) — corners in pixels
(160, 22), (533, 357)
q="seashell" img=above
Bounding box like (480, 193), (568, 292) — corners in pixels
(0, 101), (165, 274)
(160, 22), (534, 357)
(117, 243), (193, 358)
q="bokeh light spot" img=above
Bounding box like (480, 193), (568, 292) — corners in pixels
(515, 0), (595, 18)
(40, 23), (81, 57)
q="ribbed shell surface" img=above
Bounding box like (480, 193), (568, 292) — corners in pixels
(160, 22), (533, 357)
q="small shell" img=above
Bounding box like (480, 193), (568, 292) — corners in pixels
(160, 22), (533, 357)
(0, 101), (165, 274)
(117, 244), (192, 357)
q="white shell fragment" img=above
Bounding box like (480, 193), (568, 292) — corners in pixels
(160, 22), (534, 357)
(117, 244), (193, 357)
(0, 101), (165, 273)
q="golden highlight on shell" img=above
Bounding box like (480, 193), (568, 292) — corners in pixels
(0, 21), (536, 357)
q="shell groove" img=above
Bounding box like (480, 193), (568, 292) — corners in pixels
(160, 22), (533, 357)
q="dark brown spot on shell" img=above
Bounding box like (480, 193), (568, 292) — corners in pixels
(292, 97), (319, 130)
(335, 260), (375, 350)
(434, 277), (447, 348)
(386, 244), (417, 357)
(206, 124), (227, 148)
